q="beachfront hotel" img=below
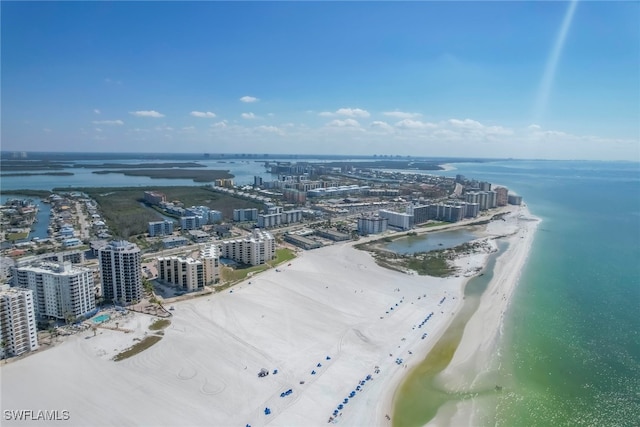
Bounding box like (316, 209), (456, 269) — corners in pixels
(157, 244), (220, 291)
(98, 240), (142, 305)
(378, 209), (414, 230)
(218, 228), (276, 266)
(0, 284), (38, 359)
(12, 261), (96, 320)
(357, 215), (388, 235)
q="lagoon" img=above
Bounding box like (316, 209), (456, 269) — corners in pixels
(384, 229), (480, 255)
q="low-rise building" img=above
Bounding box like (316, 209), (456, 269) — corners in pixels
(315, 229), (350, 241)
(148, 220), (174, 237)
(180, 216), (204, 230)
(162, 236), (190, 249)
(144, 191), (167, 206)
(188, 230), (210, 243)
(284, 233), (322, 250)
(233, 208), (259, 222)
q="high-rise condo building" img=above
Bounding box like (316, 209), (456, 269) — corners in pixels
(13, 261), (95, 320)
(99, 240), (142, 305)
(0, 284), (38, 358)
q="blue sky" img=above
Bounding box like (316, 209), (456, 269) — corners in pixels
(2, 1), (638, 160)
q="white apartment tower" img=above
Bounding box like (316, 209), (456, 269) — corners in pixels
(13, 261), (95, 320)
(0, 284), (38, 358)
(99, 240), (142, 305)
(157, 244), (220, 292)
(219, 229), (275, 266)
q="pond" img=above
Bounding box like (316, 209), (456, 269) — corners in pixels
(383, 228), (480, 255)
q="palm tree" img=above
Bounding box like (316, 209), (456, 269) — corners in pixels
(47, 319), (57, 344)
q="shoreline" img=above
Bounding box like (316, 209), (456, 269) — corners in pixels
(387, 205), (540, 427)
(0, 206), (536, 427)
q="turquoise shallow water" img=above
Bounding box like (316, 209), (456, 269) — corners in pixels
(429, 160), (640, 426)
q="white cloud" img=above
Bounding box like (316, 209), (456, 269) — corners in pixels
(448, 118), (513, 137)
(383, 111), (421, 119)
(182, 126), (196, 131)
(130, 110), (165, 118)
(155, 125), (174, 132)
(448, 118), (484, 130)
(241, 112), (257, 120)
(211, 120), (228, 129)
(240, 96), (259, 103)
(336, 108), (370, 118)
(370, 121), (394, 132)
(92, 120), (124, 125)
(326, 118), (361, 128)
(43, 128), (52, 133)
(94, 128), (102, 133)
(395, 119), (437, 129)
(94, 109), (101, 115)
(257, 125), (284, 135)
(319, 108), (370, 118)
(190, 111), (216, 118)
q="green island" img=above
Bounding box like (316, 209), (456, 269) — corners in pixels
(1, 172), (74, 177)
(92, 168), (233, 182)
(75, 162), (207, 169)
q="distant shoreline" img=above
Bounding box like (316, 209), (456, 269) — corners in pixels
(1, 172), (74, 177)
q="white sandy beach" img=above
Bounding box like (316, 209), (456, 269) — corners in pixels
(0, 206), (536, 427)
(425, 205), (540, 426)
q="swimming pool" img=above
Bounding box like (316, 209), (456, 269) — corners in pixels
(92, 314), (110, 324)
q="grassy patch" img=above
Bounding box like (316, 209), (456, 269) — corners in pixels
(113, 335), (162, 361)
(221, 264), (269, 283)
(149, 319), (171, 331)
(6, 232), (29, 240)
(406, 254), (454, 277)
(269, 248), (296, 266)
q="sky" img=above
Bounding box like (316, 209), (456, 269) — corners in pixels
(1, 1), (639, 160)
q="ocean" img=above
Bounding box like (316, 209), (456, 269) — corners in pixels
(2, 158), (638, 425)
(424, 160), (640, 426)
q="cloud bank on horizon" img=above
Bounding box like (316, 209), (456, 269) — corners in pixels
(1, 2), (638, 160)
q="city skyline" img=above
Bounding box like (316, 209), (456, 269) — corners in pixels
(2, 1), (639, 160)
